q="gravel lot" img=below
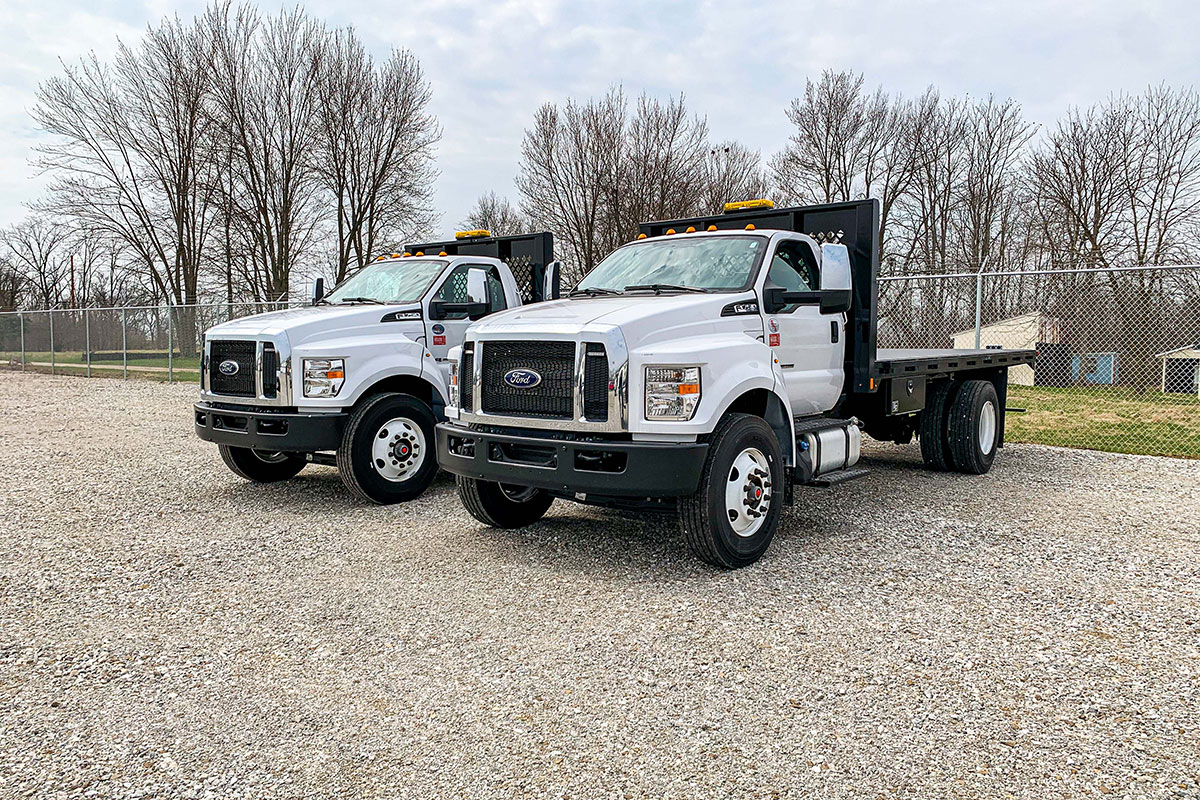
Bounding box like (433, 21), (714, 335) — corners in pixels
(1, 373), (1198, 799)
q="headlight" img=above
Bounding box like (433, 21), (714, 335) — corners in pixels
(303, 358), (345, 397)
(645, 365), (701, 420)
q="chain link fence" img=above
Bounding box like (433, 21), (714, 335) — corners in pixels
(2, 267), (1198, 458)
(0, 302), (294, 382)
(879, 265), (1200, 458)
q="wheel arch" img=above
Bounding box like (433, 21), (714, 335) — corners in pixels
(354, 373), (447, 419)
(717, 388), (795, 466)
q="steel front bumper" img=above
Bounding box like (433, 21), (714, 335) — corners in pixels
(435, 423), (709, 497)
(194, 402), (347, 452)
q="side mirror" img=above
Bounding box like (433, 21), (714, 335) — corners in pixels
(431, 267), (492, 321)
(466, 268), (489, 305)
(311, 277), (326, 305)
(542, 260), (562, 301)
(818, 243), (853, 314)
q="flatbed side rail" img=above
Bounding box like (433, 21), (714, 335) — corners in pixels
(873, 348), (1037, 379)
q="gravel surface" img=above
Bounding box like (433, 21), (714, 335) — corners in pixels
(1, 372), (1198, 799)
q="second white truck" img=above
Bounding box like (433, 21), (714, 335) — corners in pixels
(435, 200), (1035, 568)
(194, 231), (559, 504)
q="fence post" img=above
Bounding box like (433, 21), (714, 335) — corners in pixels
(973, 258), (988, 350)
(49, 309), (55, 376)
(18, 312), (24, 372)
(167, 305), (173, 384)
(85, 309), (91, 378)
(121, 309), (127, 380)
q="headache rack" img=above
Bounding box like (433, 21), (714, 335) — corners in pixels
(639, 200), (881, 393)
(406, 231), (559, 304)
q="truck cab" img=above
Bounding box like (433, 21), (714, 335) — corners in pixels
(194, 231), (559, 504)
(436, 201), (1035, 568)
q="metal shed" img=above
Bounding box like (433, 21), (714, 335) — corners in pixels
(1158, 345), (1200, 395)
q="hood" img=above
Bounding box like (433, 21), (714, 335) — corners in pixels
(470, 293), (758, 350)
(205, 303), (423, 346)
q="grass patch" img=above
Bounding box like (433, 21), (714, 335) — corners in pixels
(1007, 384), (1200, 459)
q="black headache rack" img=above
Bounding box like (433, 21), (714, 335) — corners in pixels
(406, 231), (559, 304)
(639, 200), (881, 392)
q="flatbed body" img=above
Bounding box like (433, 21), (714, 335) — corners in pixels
(874, 347), (1037, 379)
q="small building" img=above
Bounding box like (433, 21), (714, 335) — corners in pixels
(951, 311), (1062, 386)
(1158, 345), (1200, 395)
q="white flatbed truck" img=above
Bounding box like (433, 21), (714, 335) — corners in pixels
(193, 231), (560, 504)
(435, 200), (1035, 568)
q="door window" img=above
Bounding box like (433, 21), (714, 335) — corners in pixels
(768, 241), (819, 291)
(434, 264), (507, 319)
(766, 240), (819, 313)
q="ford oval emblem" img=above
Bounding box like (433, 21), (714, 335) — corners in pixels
(218, 359), (240, 376)
(503, 368), (542, 389)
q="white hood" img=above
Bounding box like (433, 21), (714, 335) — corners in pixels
(470, 293), (758, 350)
(206, 303), (423, 346)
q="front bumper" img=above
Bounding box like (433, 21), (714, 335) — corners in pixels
(194, 402), (347, 452)
(435, 423), (709, 498)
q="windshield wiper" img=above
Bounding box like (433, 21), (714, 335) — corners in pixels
(569, 287), (624, 297)
(622, 283), (709, 294)
(335, 296), (386, 305)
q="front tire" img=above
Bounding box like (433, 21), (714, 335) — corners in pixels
(218, 445), (306, 483)
(947, 380), (1000, 474)
(337, 393), (438, 504)
(457, 477), (554, 528)
(678, 413), (784, 569)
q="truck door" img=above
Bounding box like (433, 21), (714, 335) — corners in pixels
(425, 263), (508, 365)
(760, 240), (846, 416)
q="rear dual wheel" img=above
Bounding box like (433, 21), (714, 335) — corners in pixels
(920, 379), (998, 474)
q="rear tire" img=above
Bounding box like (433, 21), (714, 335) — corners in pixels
(218, 445), (306, 483)
(457, 477), (554, 528)
(678, 413), (783, 569)
(920, 379), (959, 471)
(947, 380), (1000, 474)
(337, 393), (438, 504)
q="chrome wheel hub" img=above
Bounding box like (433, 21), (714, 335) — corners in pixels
(725, 447), (772, 537)
(371, 417), (425, 482)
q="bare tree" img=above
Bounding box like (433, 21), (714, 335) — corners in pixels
(702, 141), (772, 214)
(518, 88), (626, 276)
(34, 12), (219, 324)
(314, 33), (439, 280)
(461, 191), (532, 236)
(205, 3), (325, 301)
(1, 215), (70, 309)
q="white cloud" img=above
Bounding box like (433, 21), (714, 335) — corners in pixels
(1, 0), (1197, 237)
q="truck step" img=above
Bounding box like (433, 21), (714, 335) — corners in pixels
(810, 467), (871, 488)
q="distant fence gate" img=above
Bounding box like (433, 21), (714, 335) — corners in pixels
(1, 267), (1198, 458)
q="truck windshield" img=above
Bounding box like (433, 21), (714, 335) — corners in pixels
(575, 235), (765, 294)
(324, 259), (448, 304)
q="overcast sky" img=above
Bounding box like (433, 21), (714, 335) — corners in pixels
(2, 0), (1198, 238)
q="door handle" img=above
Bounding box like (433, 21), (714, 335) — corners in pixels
(830, 321), (839, 343)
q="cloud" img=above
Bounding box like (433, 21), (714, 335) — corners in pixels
(1, 0), (1197, 237)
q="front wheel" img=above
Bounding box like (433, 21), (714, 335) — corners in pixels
(457, 477), (554, 528)
(337, 393), (438, 504)
(218, 445), (306, 482)
(678, 413), (784, 569)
